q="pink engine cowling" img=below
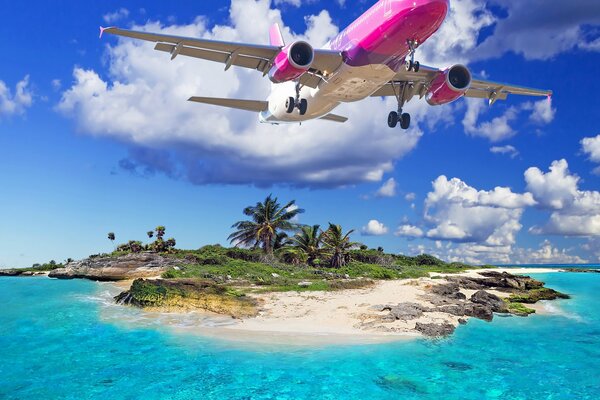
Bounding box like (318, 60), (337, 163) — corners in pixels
(269, 41), (314, 83)
(426, 65), (472, 106)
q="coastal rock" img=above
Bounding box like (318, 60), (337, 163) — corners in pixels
(49, 253), (180, 281)
(437, 303), (494, 322)
(471, 290), (508, 313)
(448, 272), (545, 292)
(381, 303), (427, 321)
(115, 278), (258, 318)
(415, 322), (455, 337)
(430, 283), (467, 300)
(0, 269), (46, 277)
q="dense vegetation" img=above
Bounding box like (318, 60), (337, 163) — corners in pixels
(158, 244), (476, 293)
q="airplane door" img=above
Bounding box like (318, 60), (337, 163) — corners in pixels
(384, 0), (393, 19)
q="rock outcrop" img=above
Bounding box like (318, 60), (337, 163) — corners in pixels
(115, 278), (259, 318)
(471, 290), (508, 313)
(49, 253), (180, 281)
(415, 322), (456, 337)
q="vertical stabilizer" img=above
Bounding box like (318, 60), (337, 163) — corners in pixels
(269, 23), (285, 47)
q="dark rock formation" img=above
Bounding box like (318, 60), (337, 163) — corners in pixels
(430, 282), (467, 300)
(380, 303), (428, 321)
(448, 271), (545, 292)
(49, 253), (181, 281)
(471, 290), (508, 313)
(415, 322), (456, 337)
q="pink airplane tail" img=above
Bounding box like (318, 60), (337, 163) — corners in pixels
(269, 23), (285, 47)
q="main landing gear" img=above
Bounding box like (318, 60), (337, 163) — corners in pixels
(387, 82), (411, 130)
(405, 39), (420, 73)
(285, 82), (308, 115)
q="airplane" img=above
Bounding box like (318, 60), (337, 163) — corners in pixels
(99, 0), (552, 129)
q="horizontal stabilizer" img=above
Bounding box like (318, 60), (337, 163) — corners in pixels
(188, 96), (268, 112)
(320, 113), (348, 123)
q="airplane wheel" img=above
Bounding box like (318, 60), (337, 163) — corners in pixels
(299, 99), (308, 115)
(285, 97), (295, 114)
(405, 60), (413, 72)
(400, 113), (411, 130)
(414, 61), (420, 73)
(388, 111), (399, 128)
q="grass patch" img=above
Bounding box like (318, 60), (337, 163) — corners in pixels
(507, 302), (536, 315)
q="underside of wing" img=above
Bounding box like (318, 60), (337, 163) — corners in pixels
(101, 27), (342, 89)
(371, 63), (552, 105)
(468, 79), (552, 104)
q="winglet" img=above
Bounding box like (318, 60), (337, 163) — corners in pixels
(269, 23), (285, 47)
(99, 26), (114, 39)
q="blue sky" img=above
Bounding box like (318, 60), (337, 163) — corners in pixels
(1, 0), (599, 267)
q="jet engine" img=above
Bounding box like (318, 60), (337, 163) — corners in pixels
(426, 65), (472, 106)
(269, 41), (314, 83)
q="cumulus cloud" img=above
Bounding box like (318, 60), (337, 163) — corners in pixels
(58, 0), (454, 187)
(582, 134), (600, 162)
(376, 178), (397, 198)
(361, 220), (389, 236)
(463, 98), (554, 142)
(423, 175), (534, 246)
(474, 0), (600, 61)
(395, 225), (424, 238)
(526, 159), (600, 236)
(0, 76), (33, 119)
(511, 240), (587, 265)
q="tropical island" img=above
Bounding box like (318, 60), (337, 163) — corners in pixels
(0, 195), (579, 339)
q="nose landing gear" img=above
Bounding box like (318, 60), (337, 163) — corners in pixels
(405, 39), (420, 73)
(284, 82), (309, 115)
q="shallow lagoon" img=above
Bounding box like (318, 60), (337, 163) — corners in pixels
(0, 272), (598, 399)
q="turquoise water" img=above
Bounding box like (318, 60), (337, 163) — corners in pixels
(0, 273), (599, 399)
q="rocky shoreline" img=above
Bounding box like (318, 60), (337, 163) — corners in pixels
(363, 271), (569, 337)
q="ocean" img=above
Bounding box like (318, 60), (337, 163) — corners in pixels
(0, 271), (598, 399)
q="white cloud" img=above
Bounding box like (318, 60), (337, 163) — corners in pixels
(395, 225), (424, 238)
(418, 0), (496, 65)
(423, 176), (533, 245)
(404, 192), (416, 202)
(103, 8), (130, 24)
(512, 240), (587, 265)
(582, 134), (600, 163)
(526, 159), (600, 236)
(474, 0), (600, 61)
(0, 76), (33, 119)
(527, 99), (556, 125)
(59, 0), (451, 187)
(361, 220), (389, 236)
(376, 178), (397, 198)
(490, 145), (519, 159)
(463, 98), (555, 142)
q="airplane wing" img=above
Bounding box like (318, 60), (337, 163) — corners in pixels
(371, 65), (552, 105)
(100, 27), (343, 89)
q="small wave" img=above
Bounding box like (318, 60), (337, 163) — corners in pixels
(541, 301), (583, 322)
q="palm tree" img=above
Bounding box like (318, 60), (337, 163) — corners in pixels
(229, 195), (304, 254)
(108, 232), (115, 246)
(155, 226), (166, 240)
(321, 223), (358, 268)
(290, 224), (322, 266)
(147, 231), (154, 239)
